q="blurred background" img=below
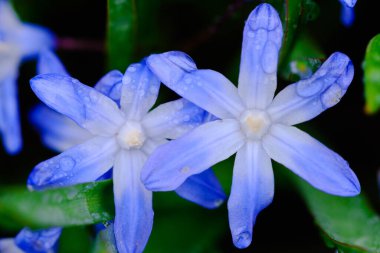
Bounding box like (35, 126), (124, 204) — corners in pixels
(1, 0), (380, 252)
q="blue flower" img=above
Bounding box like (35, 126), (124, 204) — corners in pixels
(0, 0), (54, 154)
(28, 52), (226, 253)
(0, 227), (61, 253)
(142, 3), (361, 249)
(339, 0), (357, 27)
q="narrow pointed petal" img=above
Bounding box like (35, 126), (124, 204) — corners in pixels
(228, 142), (274, 249)
(268, 52), (354, 125)
(28, 136), (118, 190)
(0, 75), (22, 154)
(142, 119), (245, 191)
(238, 3), (283, 109)
(30, 105), (93, 152)
(175, 168), (226, 209)
(0, 239), (23, 253)
(30, 74), (124, 136)
(15, 227), (61, 253)
(142, 98), (206, 140)
(147, 51), (244, 119)
(120, 61), (160, 120)
(339, 0), (357, 8)
(263, 124), (360, 196)
(113, 150), (153, 253)
(0, 1), (21, 28)
(94, 70), (123, 101)
(14, 24), (55, 58)
(340, 4), (355, 27)
(37, 50), (69, 75)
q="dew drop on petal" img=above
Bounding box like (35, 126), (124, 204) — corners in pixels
(321, 84), (343, 108)
(296, 78), (325, 97)
(59, 157), (76, 171)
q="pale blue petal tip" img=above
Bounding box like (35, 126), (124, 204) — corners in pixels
(247, 3), (281, 32)
(339, 0), (357, 8)
(234, 231), (252, 249)
(37, 50), (69, 76)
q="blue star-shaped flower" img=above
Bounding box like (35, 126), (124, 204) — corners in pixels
(0, 0), (54, 154)
(27, 51), (226, 253)
(142, 3), (361, 249)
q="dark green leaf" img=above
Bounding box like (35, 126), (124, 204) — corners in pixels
(363, 34), (380, 115)
(284, 168), (380, 253)
(280, 32), (325, 82)
(144, 208), (226, 253)
(107, 0), (137, 70)
(0, 181), (114, 231)
(59, 226), (92, 253)
(267, 0), (319, 67)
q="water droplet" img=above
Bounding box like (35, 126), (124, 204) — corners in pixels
(184, 77), (192, 84)
(59, 157), (76, 171)
(214, 199), (224, 207)
(123, 75), (131, 84)
(127, 66), (136, 72)
(181, 167), (190, 173)
(296, 78), (324, 98)
(321, 84), (343, 108)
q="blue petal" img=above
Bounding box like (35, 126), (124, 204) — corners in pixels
(0, 1), (21, 30)
(37, 50), (69, 75)
(268, 52), (354, 125)
(94, 70), (123, 101)
(238, 3), (283, 109)
(0, 75), (22, 154)
(113, 150), (153, 253)
(120, 61), (160, 120)
(175, 168), (226, 209)
(339, 0), (357, 8)
(14, 23), (55, 59)
(29, 105), (93, 152)
(28, 136), (118, 190)
(30, 74), (124, 136)
(263, 124), (360, 196)
(228, 142), (274, 249)
(0, 238), (23, 253)
(142, 120), (245, 191)
(142, 98), (206, 140)
(340, 4), (355, 27)
(15, 227), (61, 253)
(147, 51), (244, 119)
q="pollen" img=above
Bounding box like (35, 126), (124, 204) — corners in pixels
(239, 109), (271, 140)
(117, 121), (146, 150)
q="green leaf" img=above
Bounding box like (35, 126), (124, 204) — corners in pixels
(364, 34), (380, 115)
(0, 181), (114, 231)
(59, 226), (92, 253)
(280, 32), (325, 82)
(283, 168), (380, 253)
(107, 0), (137, 70)
(144, 208), (226, 253)
(267, 0), (320, 67)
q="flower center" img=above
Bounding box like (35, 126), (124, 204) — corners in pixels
(117, 121), (146, 150)
(239, 109), (271, 140)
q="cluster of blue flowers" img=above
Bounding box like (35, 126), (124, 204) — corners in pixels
(0, 1), (360, 253)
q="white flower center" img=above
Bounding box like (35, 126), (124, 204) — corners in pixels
(239, 109), (271, 140)
(117, 121), (146, 150)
